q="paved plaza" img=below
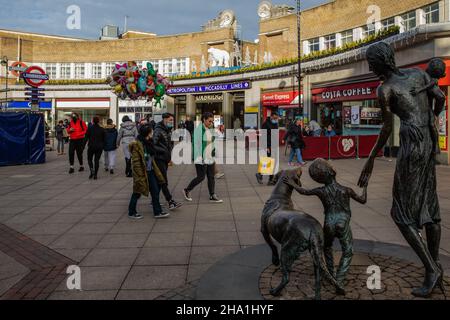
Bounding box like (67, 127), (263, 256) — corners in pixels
(0, 150), (450, 299)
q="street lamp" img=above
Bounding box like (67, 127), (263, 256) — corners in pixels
(1, 56), (8, 111)
(296, 0), (302, 117)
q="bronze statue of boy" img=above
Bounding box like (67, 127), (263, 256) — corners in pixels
(284, 158), (367, 288)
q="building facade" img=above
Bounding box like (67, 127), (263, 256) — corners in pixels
(0, 0), (449, 164)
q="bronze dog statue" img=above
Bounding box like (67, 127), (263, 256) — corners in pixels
(261, 168), (345, 299)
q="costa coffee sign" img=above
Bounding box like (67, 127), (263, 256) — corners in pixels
(262, 91), (299, 106)
(312, 81), (380, 103)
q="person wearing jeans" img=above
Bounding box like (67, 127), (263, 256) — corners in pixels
(128, 125), (169, 219)
(104, 119), (118, 174)
(183, 112), (223, 203)
(283, 117), (306, 166)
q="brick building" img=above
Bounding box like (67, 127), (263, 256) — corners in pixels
(0, 0), (449, 163)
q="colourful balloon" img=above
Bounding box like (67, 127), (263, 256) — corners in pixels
(155, 83), (166, 97)
(147, 62), (157, 77)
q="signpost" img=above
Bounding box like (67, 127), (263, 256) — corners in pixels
(20, 66), (48, 111)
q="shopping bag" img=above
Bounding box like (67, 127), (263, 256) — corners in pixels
(258, 157), (276, 175)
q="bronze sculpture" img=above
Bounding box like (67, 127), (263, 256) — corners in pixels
(261, 168), (345, 299)
(284, 158), (367, 289)
(358, 42), (446, 298)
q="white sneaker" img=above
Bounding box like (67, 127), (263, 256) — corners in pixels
(214, 173), (225, 179)
(183, 189), (193, 202)
(209, 194), (223, 203)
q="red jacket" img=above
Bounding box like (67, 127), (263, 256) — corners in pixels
(68, 119), (87, 140)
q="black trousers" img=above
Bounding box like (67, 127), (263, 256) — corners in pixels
(69, 139), (85, 166)
(155, 159), (172, 202)
(186, 164), (215, 196)
(87, 148), (103, 174)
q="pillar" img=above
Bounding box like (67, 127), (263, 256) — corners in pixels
(223, 92), (233, 129)
(186, 94), (196, 118)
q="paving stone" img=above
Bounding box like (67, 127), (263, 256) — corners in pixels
(122, 266), (187, 290)
(135, 247), (190, 266)
(145, 232), (193, 247)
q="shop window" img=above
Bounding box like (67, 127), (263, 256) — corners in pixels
(424, 2), (440, 24)
(318, 104), (343, 135)
(401, 11), (416, 31)
(342, 100), (382, 136)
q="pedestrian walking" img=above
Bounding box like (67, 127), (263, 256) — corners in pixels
(153, 113), (182, 210)
(283, 117), (306, 166)
(183, 112), (223, 203)
(85, 117), (106, 180)
(63, 119), (70, 144)
(256, 112), (279, 185)
(104, 119), (118, 174)
(185, 116), (194, 140)
(118, 115), (138, 177)
(128, 125), (169, 219)
(67, 112), (87, 174)
(55, 120), (66, 155)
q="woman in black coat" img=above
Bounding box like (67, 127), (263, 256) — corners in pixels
(283, 118), (306, 166)
(85, 117), (106, 180)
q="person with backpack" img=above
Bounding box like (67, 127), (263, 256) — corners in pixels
(104, 119), (118, 174)
(153, 113), (182, 210)
(67, 112), (87, 174)
(85, 117), (106, 180)
(118, 116), (138, 177)
(283, 117), (306, 166)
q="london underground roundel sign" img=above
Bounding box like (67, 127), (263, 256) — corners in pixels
(22, 66), (49, 87)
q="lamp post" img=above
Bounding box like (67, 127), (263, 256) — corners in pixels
(1, 56), (8, 111)
(296, 0), (302, 117)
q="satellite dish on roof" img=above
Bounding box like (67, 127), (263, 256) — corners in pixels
(258, 1), (272, 19)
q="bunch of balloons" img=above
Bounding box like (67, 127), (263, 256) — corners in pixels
(106, 61), (172, 108)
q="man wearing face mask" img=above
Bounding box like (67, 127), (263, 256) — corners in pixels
(153, 113), (182, 210)
(67, 112), (87, 174)
(256, 112), (279, 185)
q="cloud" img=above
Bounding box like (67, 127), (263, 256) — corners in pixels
(0, 0), (327, 40)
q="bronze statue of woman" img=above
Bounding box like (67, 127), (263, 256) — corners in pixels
(358, 42), (446, 298)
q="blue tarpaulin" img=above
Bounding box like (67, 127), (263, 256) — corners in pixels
(0, 112), (46, 166)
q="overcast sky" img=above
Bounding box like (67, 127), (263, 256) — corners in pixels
(0, 0), (327, 40)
